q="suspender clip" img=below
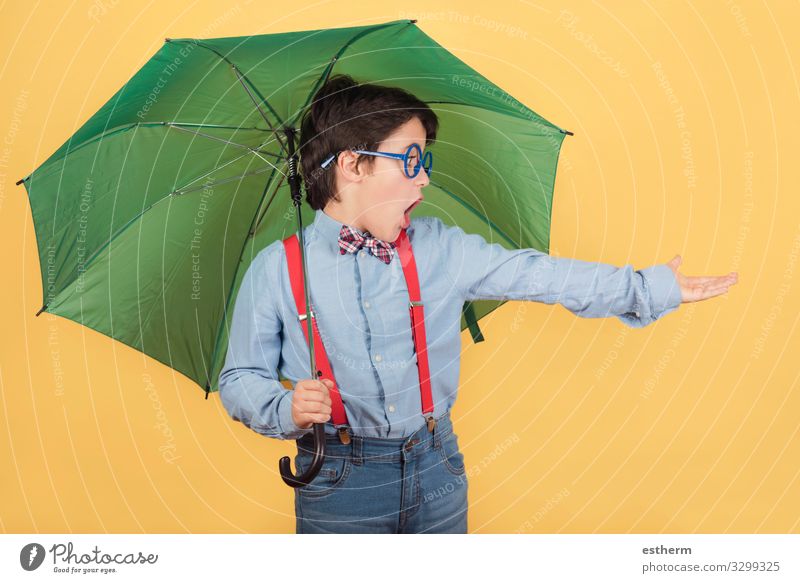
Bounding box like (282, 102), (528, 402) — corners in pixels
(337, 426), (351, 445)
(426, 415), (437, 433)
(298, 310), (315, 322)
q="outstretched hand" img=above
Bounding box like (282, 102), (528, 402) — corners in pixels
(666, 255), (739, 303)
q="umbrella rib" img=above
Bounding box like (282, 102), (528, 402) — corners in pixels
(231, 64), (288, 152)
(167, 153), (286, 197)
(33, 125), (281, 286)
(168, 128), (289, 195)
(40, 162), (278, 312)
(166, 123), (285, 159)
(285, 20), (415, 129)
(18, 122), (276, 182)
(169, 149), (264, 195)
(250, 172), (287, 236)
(166, 122), (272, 131)
(167, 39), (289, 154)
(170, 164), (278, 197)
(50, 158), (280, 306)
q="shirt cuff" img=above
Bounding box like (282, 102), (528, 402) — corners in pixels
(278, 389), (313, 441)
(640, 263), (683, 317)
(616, 263), (682, 328)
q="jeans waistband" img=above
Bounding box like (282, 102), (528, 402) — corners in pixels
(296, 411), (454, 464)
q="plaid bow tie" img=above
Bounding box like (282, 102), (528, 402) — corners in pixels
(337, 225), (396, 264)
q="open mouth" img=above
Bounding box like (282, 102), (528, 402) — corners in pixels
(405, 198), (422, 214)
(402, 198), (422, 228)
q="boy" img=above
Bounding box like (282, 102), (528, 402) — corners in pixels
(218, 74), (738, 534)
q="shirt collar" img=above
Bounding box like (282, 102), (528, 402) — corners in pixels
(311, 208), (359, 254)
(310, 208), (397, 258)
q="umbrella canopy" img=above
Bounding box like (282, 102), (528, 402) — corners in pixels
(19, 19), (570, 396)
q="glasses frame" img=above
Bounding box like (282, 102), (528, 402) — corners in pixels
(320, 143), (433, 179)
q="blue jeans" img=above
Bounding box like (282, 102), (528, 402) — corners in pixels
(293, 411), (468, 533)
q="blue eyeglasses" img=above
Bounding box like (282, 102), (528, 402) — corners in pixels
(320, 143), (433, 179)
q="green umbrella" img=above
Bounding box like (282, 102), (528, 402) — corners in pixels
(18, 19), (570, 486)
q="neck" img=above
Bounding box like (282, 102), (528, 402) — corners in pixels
(323, 199), (366, 232)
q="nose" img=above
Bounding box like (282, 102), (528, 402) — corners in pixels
(414, 169), (430, 187)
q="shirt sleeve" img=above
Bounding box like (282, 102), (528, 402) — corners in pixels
(217, 245), (313, 440)
(427, 217), (683, 328)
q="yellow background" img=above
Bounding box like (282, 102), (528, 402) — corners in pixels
(1, 0), (797, 534)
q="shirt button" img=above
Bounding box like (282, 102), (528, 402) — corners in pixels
(359, 250), (366, 258)
(374, 354), (382, 362)
(388, 404), (396, 413)
(364, 300), (371, 309)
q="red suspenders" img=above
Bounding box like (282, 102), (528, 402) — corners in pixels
(282, 228), (435, 444)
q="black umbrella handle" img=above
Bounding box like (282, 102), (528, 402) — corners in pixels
(279, 421), (327, 488)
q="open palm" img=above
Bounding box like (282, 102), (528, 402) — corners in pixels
(666, 255), (739, 303)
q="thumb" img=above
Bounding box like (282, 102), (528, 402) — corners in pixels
(669, 254), (682, 267)
(321, 378), (334, 388)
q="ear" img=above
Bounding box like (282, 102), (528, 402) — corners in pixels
(337, 150), (368, 183)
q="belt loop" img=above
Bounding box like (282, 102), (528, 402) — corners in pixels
(432, 416), (442, 450)
(351, 434), (363, 466)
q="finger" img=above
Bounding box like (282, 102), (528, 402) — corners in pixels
(300, 390), (324, 403)
(296, 380), (320, 392)
(311, 379), (332, 393)
(313, 400), (332, 416)
(304, 386), (334, 403)
(703, 285), (730, 299)
(307, 413), (331, 424)
(309, 400), (332, 415)
(683, 275), (722, 285)
(316, 392), (333, 408)
(691, 282), (732, 301)
(297, 398), (329, 415)
(321, 380), (334, 405)
(711, 275), (739, 289)
(684, 273), (738, 286)
(299, 380), (329, 395)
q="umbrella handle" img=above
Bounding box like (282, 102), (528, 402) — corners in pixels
(278, 125), (328, 488)
(278, 422), (327, 488)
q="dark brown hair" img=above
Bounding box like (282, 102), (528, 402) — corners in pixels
(299, 74), (439, 210)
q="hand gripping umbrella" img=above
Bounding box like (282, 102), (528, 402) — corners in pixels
(17, 19), (571, 487)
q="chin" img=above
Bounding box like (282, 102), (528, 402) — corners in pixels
(370, 224), (398, 241)
(379, 228), (401, 243)
(369, 218), (404, 242)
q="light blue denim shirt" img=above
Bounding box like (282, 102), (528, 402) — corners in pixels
(218, 208), (682, 440)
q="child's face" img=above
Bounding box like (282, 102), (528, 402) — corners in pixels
(333, 116), (430, 243)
